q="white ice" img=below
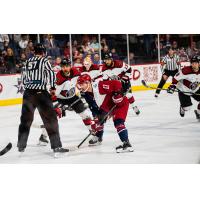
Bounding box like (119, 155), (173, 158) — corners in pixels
(0, 90), (200, 164)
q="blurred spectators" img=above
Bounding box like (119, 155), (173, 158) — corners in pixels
(111, 48), (119, 60)
(90, 36), (100, 53)
(0, 50), (6, 73)
(101, 38), (107, 48)
(186, 41), (200, 59)
(163, 34), (172, 48)
(93, 53), (101, 64)
(18, 35), (29, 52)
(4, 47), (16, 74)
(2, 34), (200, 75)
(124, 52), (136, 65)
(74, 58), (82, 67)
(25, 40), (34, 58)
(101, 45), (110, 59)
(53, 56), (61, 70)
(172, 41), (178, 50)
(178, 47), (189, 62)
(64, 41), (70, 59)
(73, 40), (78, 48)
(0, 34), (9, 51)
(16, 52), (27, 73)
(43, 34), (60, 58)
(82, 41), (94, 54)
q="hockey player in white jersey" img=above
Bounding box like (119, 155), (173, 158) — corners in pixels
(167, 55), (200, 118)
(38, 59), (95, 145)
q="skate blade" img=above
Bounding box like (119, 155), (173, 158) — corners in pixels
(37, 141), (48, 146)
(18, 152), (25, 158)
(116, 147), (134, 153)
(88, 142), (102, 147)
(54, 152), (68, 158)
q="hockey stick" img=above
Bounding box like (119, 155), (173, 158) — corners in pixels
(0, 142), (12, 156)
(141, 80), (200, 96)
(76, 104), (117, 149)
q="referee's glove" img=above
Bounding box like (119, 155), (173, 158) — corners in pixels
(167, 84), (176, 94)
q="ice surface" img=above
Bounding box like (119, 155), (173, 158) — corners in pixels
(0, 90), (200, 164)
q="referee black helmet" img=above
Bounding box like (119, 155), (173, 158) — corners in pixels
(34, 43), (46, 55)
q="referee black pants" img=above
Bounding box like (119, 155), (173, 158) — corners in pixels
(155, 69), (178, 94)
(18, 89), (62, 150)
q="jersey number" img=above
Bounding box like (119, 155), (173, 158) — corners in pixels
(27, 61), (39, 71)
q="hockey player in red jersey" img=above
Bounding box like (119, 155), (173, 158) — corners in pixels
(77, 73), (133, 153)
(38, 59), (95, 145)
(167, 55), (200, 118)
(101, 53), (140, 115)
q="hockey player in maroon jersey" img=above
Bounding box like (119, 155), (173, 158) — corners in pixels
(167, 55), (200, 118)
(101, 53), (140, 115)
(38, 59), (95, 145)
(77, 73), (133, 153)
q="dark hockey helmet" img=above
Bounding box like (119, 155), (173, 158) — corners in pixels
(103, 53), (113, 60)
(34, 43), (46, 54)
(190, 55), (199, 63)
(77, 74), (92, 84)
(61, 58), (71, 66)
(166, 46), (174, 52)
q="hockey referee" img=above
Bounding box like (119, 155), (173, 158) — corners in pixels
(17, 43), (68, 155)
(155, 46), (180, 97)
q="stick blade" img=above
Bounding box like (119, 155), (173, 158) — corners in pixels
(0, 142), (12, 156)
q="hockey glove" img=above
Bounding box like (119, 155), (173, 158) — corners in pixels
(167, 84), (176, 94)
(112, 92), (124, 107)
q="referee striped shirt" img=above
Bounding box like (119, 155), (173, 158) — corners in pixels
(21, 56), (55, 90)
(162, 54), (180, 71)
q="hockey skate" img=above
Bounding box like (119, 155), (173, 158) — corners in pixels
(17, 146), (25, 157)
(179, 106), (185, 117)
(88, 135), (102, 146)
(38, 134), (49, 146)
(194, 110), (200, 120)
(116, 141), (134, 153)
(154, 93), (159, 98)
(133, 106), (140, 115)
(53, 147), (69, 158)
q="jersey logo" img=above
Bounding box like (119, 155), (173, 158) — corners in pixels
(103, 84), (109, 90)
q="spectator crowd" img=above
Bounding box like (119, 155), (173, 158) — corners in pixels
(0, 34), (199, 74)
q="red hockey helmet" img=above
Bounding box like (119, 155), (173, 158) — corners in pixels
(77, 74), (92, 84)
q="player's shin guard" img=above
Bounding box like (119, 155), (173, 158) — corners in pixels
(114, 119), (133, 153)
(79, 110), (94, 131)
(114, 119), (128, 142)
